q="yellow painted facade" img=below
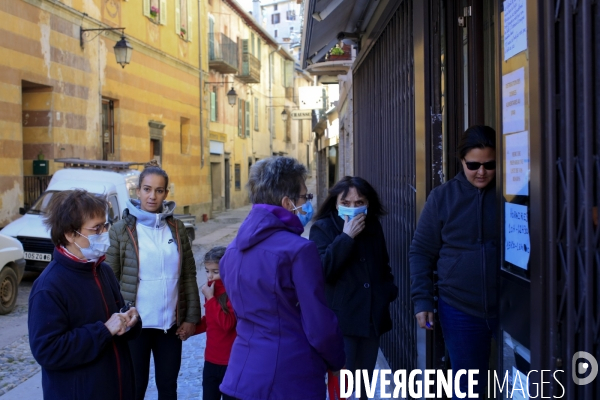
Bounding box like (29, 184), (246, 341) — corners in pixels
(0, 0), (212, 226)
(206, 0), (314, 211)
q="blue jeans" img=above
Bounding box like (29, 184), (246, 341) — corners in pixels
(438, 297), (497, 400)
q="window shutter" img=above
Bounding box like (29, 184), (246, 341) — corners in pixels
(251, 33), (255, 55)
(257, 40), (261, 60)
(160, 0), (167, 25)
(210, 92), (216, 122)
(175, 0), (181, 35)
(241, 39), (249, 54)
(187, 0), (193, 42)
(208, 17), (215, 58)
(238, 99), (243, 137)
(254, 97), (259, 131)
(285, 60), (294, 88)
(245, 100), (250, 137)
(143, 0), (150, 17)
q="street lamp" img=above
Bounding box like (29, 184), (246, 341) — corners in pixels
(80, 27), (133, 69)
(281, 109), (289, 122)
(227, 87), (238, 107)
(113, 35), (133, 68)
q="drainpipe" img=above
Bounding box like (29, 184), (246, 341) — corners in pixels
(198, 0), (205, 168)
(269, 45), (281, 155)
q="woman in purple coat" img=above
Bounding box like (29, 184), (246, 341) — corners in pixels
(219, 156), (345, 400)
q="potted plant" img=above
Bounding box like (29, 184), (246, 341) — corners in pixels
(330, 46), (345, 56)
(180, 26), (187, 39)
(150, 5), (159, 18)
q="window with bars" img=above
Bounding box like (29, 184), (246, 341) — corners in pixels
(286, 10), (296, 21)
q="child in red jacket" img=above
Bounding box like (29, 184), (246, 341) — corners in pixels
(196, 246), (237, 400)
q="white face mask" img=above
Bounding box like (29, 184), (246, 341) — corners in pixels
(74, 231), (111, 260)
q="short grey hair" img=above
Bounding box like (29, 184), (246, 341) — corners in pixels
(247, 156), (307, 205)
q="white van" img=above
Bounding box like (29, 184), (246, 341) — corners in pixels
(0, 159), (141, 272)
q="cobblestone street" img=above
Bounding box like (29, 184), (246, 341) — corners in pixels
(0, 182), (387, 399)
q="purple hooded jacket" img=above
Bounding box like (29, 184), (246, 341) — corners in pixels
(219, 204), (345, 400)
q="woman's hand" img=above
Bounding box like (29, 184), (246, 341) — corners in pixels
(415, 311), (435, 330)
(342, 213), (366, 238)
(201, 283), (215, 300)
(176, 322), (196, 341)
(123, 307), (140, 329)
(105, 312), (134, 336)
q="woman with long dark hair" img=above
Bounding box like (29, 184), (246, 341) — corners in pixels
(309, 176), (398, 400)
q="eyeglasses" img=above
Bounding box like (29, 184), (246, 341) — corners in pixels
(465, 161), (496, 171)
(299, 193), (314, 201)
(84, 222), (111, 235)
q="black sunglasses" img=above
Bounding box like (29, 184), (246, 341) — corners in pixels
(465, 161), (496, 171)
(299, 193), (314, 201)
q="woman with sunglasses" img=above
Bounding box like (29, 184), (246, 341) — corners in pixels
(28, 190), (141, 400)
(410, 125), (497, 399)
(309, 176), (398, 400)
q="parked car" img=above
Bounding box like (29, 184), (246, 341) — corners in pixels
(0, 159), (197, 272)
(0, 233), (25, 315)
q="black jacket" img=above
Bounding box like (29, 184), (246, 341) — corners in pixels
(409, 172), (497, 319)
(309, 213), (398, 337)
(29, 248), (141, 400)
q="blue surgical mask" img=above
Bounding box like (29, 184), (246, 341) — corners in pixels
(75, 231), (110, 260)
(292, 200), (314, 227)
(338, 205), (368, 221)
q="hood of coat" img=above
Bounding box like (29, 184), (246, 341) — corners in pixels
(127, 199), (176, 228)
(235, 204), (304, 251)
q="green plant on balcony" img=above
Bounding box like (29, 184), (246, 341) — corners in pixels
(180, 27), (187, 39)
(330, 46), (345, 56)
(150, 5), (159, 18)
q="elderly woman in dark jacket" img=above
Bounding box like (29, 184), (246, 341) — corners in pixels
(29, 190), (141, 400)
(309, 176), (398, 400)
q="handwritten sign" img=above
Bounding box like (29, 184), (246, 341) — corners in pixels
(505, 131), (529, 196)
(504, 0), (527, 61)
(505, 203), (530, 270)
(502, 68), (525, 134)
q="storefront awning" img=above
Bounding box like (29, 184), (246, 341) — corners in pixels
(300, 0), (372, 69)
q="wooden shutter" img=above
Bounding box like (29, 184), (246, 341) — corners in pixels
(160, 0), (167, 25)
(143, 0), (150, 17)
(187, 0), (193, 42)
(175, 0), (181, 35)
(238, 99), (243, 137)
(208, 17), (215, 58)
(210, 92), (216, 122)
(285, 60), (294, 88)
(257, 39), (261, 60)
(245, 100), (250, 137)
(241, 39), (249, 54)
(254, 97), (259, 131)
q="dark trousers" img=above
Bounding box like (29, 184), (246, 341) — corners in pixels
(438, 297), (498, 400)
(343, 332), (380, 400)
(129, 325), (182, 400)
(202, 361), (236, 400)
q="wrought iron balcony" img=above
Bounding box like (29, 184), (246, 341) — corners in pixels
(209, 33), (238, 74)
(237, 52), (261, 83)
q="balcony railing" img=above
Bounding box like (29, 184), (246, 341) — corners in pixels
(237, 52), (261, 83)
(209, 33), (239, 74)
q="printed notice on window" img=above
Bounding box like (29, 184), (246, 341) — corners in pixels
(505, 203), (530, 270)
(502, 68), (525, 134)
(504, 0), (527, 61)
(505, 131), (529, 196)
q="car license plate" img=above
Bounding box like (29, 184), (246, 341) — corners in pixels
(24, 252), (52, 262)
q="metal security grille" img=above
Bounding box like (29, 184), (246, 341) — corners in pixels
(543, 1), (600, 397)
(353, 0), (417, 372)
